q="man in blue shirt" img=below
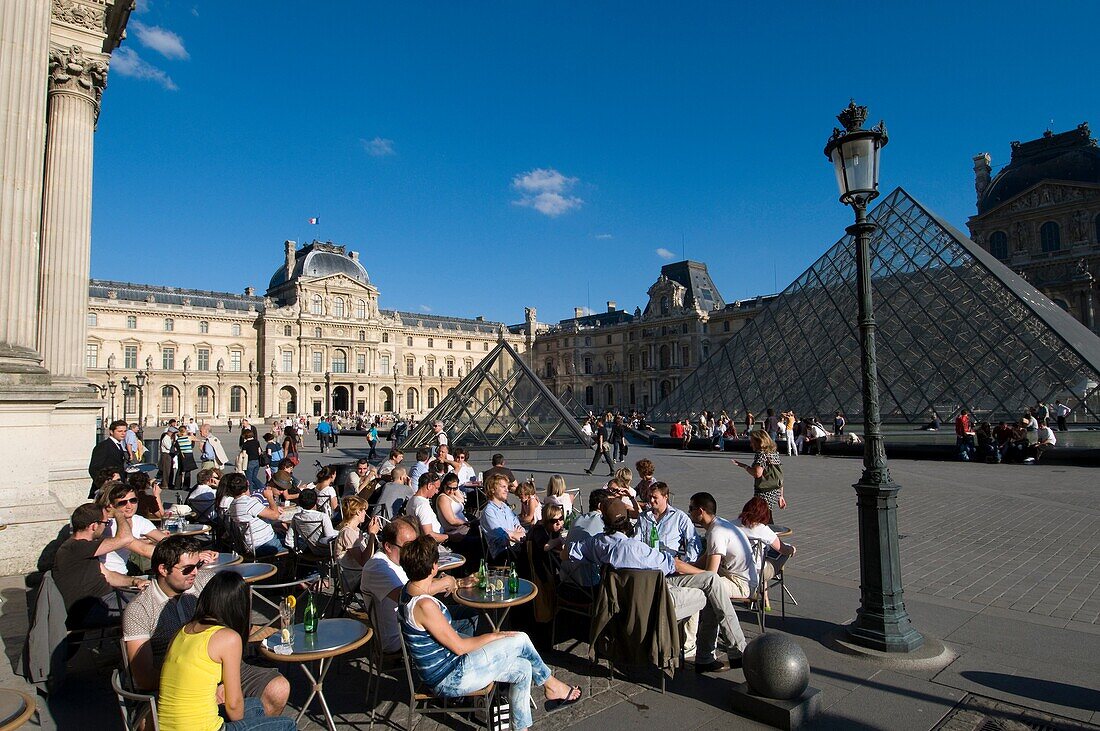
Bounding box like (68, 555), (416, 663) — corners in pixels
(569, 499), (746, 673)
(316, 418), (332, 453)
(636, 482), (700, 562)
(480, 473), (525, 562)
(406, 447), (432, 494)
(559, 488), (610, 587)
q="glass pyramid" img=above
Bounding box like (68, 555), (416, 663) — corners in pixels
(651, 188), (1100, 425)
(401, 340), (592, 449)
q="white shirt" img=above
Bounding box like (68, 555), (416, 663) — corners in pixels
(406, 495), (442, 535)
(738, 520), (778, 548)
(455, 463), (477, 486)
(360, 551), (408, 653)
(546, 493), (574, 514)
(102, 514), (157, 574)
(292, 507), (338, 550)
(1037, 426), (1057, 446)
(229, 494), (275, 550)
(1055, 403), (1071, 418)
(315, 484), (338, 515)
(706, 517), (758, 590)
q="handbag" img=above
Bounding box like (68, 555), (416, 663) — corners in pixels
(754, 459), (784, 494)
(235, 449), (248, 472)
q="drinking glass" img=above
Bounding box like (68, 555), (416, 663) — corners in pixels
(278, 600), (295, 652)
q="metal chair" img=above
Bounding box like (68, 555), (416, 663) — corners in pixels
(346, 597), (407, 731)
(111, 667), (159, 731)
(732, 539), (770, 632)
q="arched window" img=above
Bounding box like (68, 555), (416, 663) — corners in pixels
(123, 385), (137, 415)
(465, 341), (471, 350)
(87, 312), (97, 327)
(407, 336), (414, 347)
(314, 327), (322, 339)
(1040, 221), (1061, 252)
(198, 320), (208, 334)
(333, 298), (345, 318)
(332, 350), (347, 373)
(989, 231), (1008, 260)
(584, 386), (594, 405)
(427, 337), (434, 348)
(446, 339), (453, 349)
(311, 295), (323, 315)
(127, 315), (137, 329)
(382, 332), (389, 343)
(356, 299), (366, 319)
(427, 388), (438, 408)
(283, 324), (292, 337)
(406, 388), (418, 410)
(230, 386), (244, 413)
(161, 385), (176, 413)
(358, 330), (366, 342)
(197, 386), (212, 413)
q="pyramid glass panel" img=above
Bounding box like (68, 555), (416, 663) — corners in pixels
(650, 188), (1100, 424)
(401, 341), (591, 449)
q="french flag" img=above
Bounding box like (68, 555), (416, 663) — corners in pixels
(307, 217), (319, 225)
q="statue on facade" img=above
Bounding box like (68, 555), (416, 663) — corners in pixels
(145, 355), (154, 369)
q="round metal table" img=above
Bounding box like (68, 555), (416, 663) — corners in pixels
(454, 578), (537, 632)
(210, 561), (277, 584)
(437, 551), (466, 572)
(0, 689), (35, 731)
(200, 552), (244, 569)
(165, 522), (211, 538)
(260, 618), (372, 731)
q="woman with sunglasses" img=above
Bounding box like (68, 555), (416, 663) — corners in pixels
(96, 480), (167, 575)
(157, 571), (296, 731)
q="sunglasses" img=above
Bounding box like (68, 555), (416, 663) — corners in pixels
(114, 497), (140, 507)
(176, 560), (207, 576)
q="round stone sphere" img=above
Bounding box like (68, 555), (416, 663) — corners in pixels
(742, 633), (810, 700)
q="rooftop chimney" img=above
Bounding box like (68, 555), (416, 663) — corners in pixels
(574, 307), (584, 319)
(349, 251), (359, 260)
(607, 300), (616, 312)
(973, 153), (992, 206)
(284, 240), (296, 280)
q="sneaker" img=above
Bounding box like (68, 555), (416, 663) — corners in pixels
(1023, 457), (1036, 464)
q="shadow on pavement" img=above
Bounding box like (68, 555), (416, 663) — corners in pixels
(960, 671), (1100, 712)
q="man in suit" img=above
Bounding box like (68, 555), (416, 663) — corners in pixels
(88, 420), (129, 498)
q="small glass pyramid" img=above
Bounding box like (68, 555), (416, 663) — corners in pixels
(402, 340), (592, 448)
(651, 188), (1100, 424)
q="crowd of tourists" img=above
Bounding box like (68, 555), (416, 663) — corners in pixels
(953, 403), (1064, 463)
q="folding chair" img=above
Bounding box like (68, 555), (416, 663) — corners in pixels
(732, 539), (769, 632)
(764, 549), (797, 618)
(111, 668), (159, 731)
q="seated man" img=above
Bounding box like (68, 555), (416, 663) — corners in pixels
(406, 448), (433, 496)
(480, 473), (526, 563)
(405, 472), (448, 544)
(378, 449), (404, 479)
(570, 499), (747, 673)
(186, 467), (222, 524)
(361, 517), (475, 653)
(374, 466), (413, 519)
(122, 535), (290, 716)
(98, 481), (167, 575)
(292, 488), (339, 553)
(345, 458), (375, 497)
(688, 492), (758, 600)
(1026, 419), (1057, 464)
(636, 482), (700, 561)
(482, 453), (518, 492)
(558, 488), (609, 588)
(53, 503), (149, 628)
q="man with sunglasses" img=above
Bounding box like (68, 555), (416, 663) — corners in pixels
(99, 481), (168, 575)
(123, 536), (290, 717)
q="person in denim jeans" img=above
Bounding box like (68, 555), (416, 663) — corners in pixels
(398, 536), (581, 729)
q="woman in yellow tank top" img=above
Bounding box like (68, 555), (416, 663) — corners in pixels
(157, 572), (296, 730)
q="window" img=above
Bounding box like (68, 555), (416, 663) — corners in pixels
(484, 342), (489, 351)
(466, 341), (471, 350)
(231, 323), (241, 336)
(311, 295), (323, 315)
(356, 299), (366, 319)
(162, 347), (175, 370)
(702, 341), (710, 359)
(126, 316), (137, 329)
(197, 348), (210, 371)
(446, 359), (454, 377)
(282, 351), (293, 373)
(629, 353), (637, 371)
(230, 350), (241, 372)
(359, 330), (365, 342)
(161, 386), (175, 413)
(682, 346), (690, 367)
(427, 388), (437, 408)
(230, 386), (243, 413)
(681, 323), (688, 334)
(312, 351), (323, 372)
(199, 320), (209, 334)
(314, 327), (322, 339)
(407, 336), (414, 347)
(382, 333), (389, 343)
(641, 351), (649, 369)
(606, 335), (612, 345)
(380, 355), (390, 375)
(545, 359), (554, 377)
(723, 321), (730, 332)
(660, 296), (669, 315)
(447, 339), (453, 349)
(124, 345), (137, 369)
(356, 353), (366, 373)
(464, 358), (472, 374)
(1095, 214), (1100, 244)
(406, 390), (416, 410)
(989, 231), (1008, 260)
(605, 354), (614, 373)
(583, 357), (593, 375)
(584, 337), (591, 347)
(283, 324), (292, 337)
(427, 338), (434, 348)
(1040, 221), (1061, 252)
(630, 384), (636, 404)
(164, 318), (174, 332)
(123, 386), (136, 415)
(85, 343), (98, 368)
(87, 313), (97, 327)
(332, 350), (347, 373)
(406, 358), (414, 376)
(333, 298), (345, 318)
(427, 359), (436, 377)
(197, 386), (211, 413)
(584, 386), (594, 405)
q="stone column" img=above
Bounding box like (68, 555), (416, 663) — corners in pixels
(38, 43), (108, 382)
(0, 0), (50, 373)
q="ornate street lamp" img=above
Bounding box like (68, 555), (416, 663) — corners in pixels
(825, 100), (923, 652)
(107, 378), (118, 423)
(135, 370), (147, 432)
(120, 376), (130, 420)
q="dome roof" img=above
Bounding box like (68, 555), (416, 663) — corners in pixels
(267, 242), (370, 291)
(978, 123), (1100, 215)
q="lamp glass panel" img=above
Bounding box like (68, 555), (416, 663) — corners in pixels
(840, 137), (877, 194)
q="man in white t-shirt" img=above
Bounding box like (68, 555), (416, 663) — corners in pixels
(688, 492), (757, 600)
(360, 518), (472, 653)
(1026, 419), (1058, 464)
(292, 488), (339, 553)
(101, 482), (166, 574)
(405, 472), (447, 544)
(430, 421), (448, 457)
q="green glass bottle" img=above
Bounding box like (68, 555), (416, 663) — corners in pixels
(303, 591), (317, 634)
(508, 562), (519, 595)
(649, 523), (660, 549)
(478, 559), (488, 590)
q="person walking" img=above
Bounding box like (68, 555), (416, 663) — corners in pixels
(731, 430), (786, 519)
(584, 419), (616, 476)
(955, 408), (976, 461)
(367, 424), (379, 460)
(316, 418), (332, 453)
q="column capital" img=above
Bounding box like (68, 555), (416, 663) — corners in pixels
(48, 44), (108, 108)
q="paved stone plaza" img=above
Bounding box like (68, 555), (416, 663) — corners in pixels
(2, 431), (1098, 730)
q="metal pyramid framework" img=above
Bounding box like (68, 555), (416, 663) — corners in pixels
(651, 187), (1100, 425)
(401, 340), (592, 449)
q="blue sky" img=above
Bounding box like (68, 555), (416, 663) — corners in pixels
(92, 1), (1100, 324)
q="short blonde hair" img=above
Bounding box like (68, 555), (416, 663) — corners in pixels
(338, 496), (368, 529)
(517, 481), (536, 499)
(542, 504), (564, 525)
(750, 429), (777, 453)
(546, 474), (566, 497)
(614, 467), (633, 484)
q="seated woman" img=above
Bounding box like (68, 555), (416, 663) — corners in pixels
(525, 505), (566, 586)
(517, 481), (543, 529)
(157, 570), (295, 731)
(306, 466), (339, 516)
(736, 496), (795, 609)
(398, 535), (581, 730)
(334, 495), (379, 569)
(435, 474), (471, 537)
(543, 475), (573, 515)
(130, 470), (166, 520)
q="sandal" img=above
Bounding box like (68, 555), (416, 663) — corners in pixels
(544, 685), (582, 712)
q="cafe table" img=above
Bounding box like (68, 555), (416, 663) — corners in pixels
(260, 618), (372, 731)
(0, 688), (35, 731)
(201, 552), (244, 569)
(164, 522), (212, 538)
(453, 579), (537, 632)
(769, 524), (793, 538)
(209, 561), (278, 584)
(437, 550), (465, 572)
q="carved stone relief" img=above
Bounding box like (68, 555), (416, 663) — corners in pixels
(51, 0), (106, 32)
(47, 45), (108, 106)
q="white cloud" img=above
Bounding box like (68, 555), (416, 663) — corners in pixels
(131, 20), (189, 60)
(191, 6), (200, 16)
(133, 0), (152, 13)
(111, 48), (177, 90)
(511, 168), (583, 217)
(419, 304), (432, 313)
(594, 233), (613, 240)
(656, 247), (676, 260)
(362, 137), (396, 157)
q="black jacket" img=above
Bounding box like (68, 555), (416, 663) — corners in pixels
(88, 438), (126, 479)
